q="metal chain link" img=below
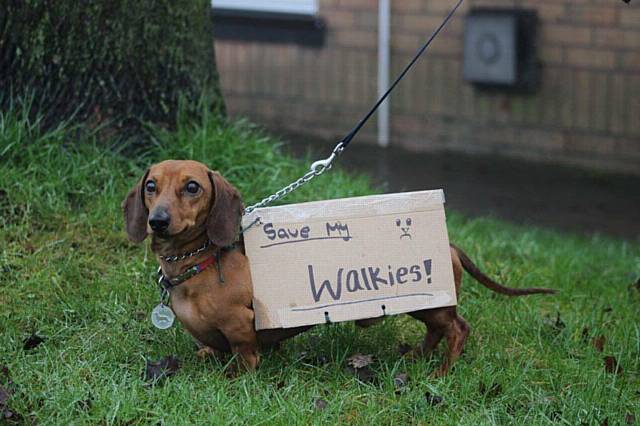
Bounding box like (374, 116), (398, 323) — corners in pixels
(243, 142), (344, 216)
(159, 239), (211, 262)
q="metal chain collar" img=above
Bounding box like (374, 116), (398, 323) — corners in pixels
(158, 239), (211, 263)
(243, 142), (344, 216)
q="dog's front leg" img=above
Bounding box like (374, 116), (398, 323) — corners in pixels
(220, 307), (260, 371)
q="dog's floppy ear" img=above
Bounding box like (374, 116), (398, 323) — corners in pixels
(121, 169), (150, 243)
(207, 171), (243, 247)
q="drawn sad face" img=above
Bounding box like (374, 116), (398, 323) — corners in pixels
(396, 218), (412, 239)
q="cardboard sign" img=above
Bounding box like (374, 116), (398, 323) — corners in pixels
(241, 190), (457, 330)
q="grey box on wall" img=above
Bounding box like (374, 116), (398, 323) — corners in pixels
(463, 8), (539, 91)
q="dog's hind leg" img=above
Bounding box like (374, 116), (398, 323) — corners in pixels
(420, 326), (445, 357)
(409, 307), (470, 376)
(434, 314), (470, 377)
(408, 307), (450, 359)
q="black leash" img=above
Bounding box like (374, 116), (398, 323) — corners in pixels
(338, 0), (464, 150)
(243, 0), (464, 215)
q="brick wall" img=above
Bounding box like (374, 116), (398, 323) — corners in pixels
(215, 0), (640, 175)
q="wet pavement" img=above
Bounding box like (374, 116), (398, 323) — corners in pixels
(285, 137), (640, 241)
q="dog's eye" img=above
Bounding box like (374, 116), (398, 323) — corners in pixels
(145, 180), (156, 193)
(185, 181), (200, 194)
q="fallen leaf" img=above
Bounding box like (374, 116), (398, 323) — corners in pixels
(297, 351), (329, 366)
(347, 353), (374, 369)
(143, 355), (180, 385)
(603, 356), (623, 375)
(393, 372), (409, 394)
(314, 398), (328, 411)
(592, 335), (606, 352)
(0, 366), (16, 423)
(547, 409), (563, 422)
(554, 312), (566, 330)
(23, 333), (44, 350)
(345, 353), (377, 383)
(479, 381), (502, 398)
(626, 413), (635, 425)
(345, 365), (377, 384)
(2, 409), (22, 423)
(0, 365), (9, 382)
(75, 394), (93, 411)
(544, 313), (565, 334)
(314, 354), (329, 366)
(397, 343), (412, 356)
(424, 391), (444, 406)
(0, 386), (10, 408)
(344, 409), (359, 423)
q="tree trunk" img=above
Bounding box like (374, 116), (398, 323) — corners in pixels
(0, 0), (226, 134)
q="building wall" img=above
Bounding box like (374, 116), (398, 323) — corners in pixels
(214, 0), (640, 174)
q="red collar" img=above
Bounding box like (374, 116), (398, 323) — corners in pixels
(156, 243), (237, 290)
(158, 255), (216, 289)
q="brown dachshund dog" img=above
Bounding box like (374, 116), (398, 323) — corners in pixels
(122, 160), (554, 375)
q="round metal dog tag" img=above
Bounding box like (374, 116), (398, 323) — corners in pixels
(151, 303), (175, 329)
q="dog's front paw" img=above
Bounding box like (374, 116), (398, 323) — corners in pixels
(196, 346), (220, 360)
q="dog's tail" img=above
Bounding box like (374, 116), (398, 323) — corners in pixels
(451, 244), (556, 296)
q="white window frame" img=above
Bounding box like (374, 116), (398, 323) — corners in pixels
(213, 0), (318, 16)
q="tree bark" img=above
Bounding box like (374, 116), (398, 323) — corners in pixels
(0, 0), (226, 134)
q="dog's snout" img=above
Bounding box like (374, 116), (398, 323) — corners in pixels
(149, 210), (171, 232)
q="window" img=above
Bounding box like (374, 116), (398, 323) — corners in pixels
(213, 0), (319, 17)
(212, 0), (325, 46)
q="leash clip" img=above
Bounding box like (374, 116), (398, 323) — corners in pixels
(310, 142), (344, 174)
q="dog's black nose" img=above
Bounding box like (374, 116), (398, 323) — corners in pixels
(149, 210), (171, 232)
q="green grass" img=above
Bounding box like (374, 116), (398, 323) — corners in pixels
(1, 108), (638, 425)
